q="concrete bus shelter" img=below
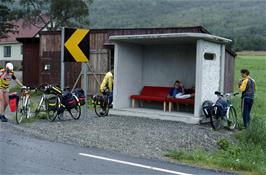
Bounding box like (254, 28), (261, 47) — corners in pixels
(110, 33), (232, 124)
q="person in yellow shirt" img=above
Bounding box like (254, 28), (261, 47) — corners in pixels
(0, 63), (23, 122)
(100, 71), (113, 106)
(238, 69), (256, 128)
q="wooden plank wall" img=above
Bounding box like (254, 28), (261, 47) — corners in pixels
(39, 32), (81, 89)
(224, 51), (235, 93)
(22, 39), (40, 87)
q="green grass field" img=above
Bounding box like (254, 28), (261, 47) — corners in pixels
(167, 54), (266, 175)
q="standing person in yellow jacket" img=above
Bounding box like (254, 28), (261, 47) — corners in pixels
(0, 63), (23, 122)
(100, 71), (113, 106)
(238, 69), (256, 128)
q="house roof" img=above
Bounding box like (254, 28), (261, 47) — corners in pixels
(0, 19), (45, 44)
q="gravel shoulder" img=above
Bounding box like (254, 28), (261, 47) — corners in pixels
(1, 107), (236, 162)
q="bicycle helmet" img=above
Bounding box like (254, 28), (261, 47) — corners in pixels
(6, 62), (14, 71)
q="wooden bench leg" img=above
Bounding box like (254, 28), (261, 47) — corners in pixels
(140, 101), (144, 107)
(176, 103), (180, 111)
(169, 102), (172, 112)
(163, 102), (166, 112)
(132, 99), (135, 108)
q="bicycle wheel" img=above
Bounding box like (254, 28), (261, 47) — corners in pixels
(227, 106), (237, 130)
(16, 98), (25, 124)
(210, 106), (222, 130)
(35, 96), (45, 117)
(46, 96), (59, 122)
(94, 97), (109, 117)
(69, 105), (81, 120)
(25, 96), (31, 119)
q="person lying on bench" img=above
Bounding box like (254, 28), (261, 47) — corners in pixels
(168, 80), (194, 99)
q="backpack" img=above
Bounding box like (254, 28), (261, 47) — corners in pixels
(215, 98), (228, 117)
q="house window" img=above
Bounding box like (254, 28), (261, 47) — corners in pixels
(204, 53), (216, 60)
(4, 46), (11, 57)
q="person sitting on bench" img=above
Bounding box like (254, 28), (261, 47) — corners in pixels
(168, 80), (184, 98)
(168, 80), (194, 99)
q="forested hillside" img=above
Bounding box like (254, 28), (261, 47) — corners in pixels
(89, 0), (266, 51)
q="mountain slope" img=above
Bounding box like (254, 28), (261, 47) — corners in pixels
(89, 0), (266, 51)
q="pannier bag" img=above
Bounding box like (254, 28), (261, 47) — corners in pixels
(215, 98), (228, 117)
(62, 91), (77, 109)
(73, 88), (85, 106)
(47, 96), (58, 111)
(45, 85), (62, 95)
(9, 92), (19, 112)
(202, 100), (214, 118)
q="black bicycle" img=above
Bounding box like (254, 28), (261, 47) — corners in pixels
(92, 89), (110, 117)
(202, 91), (239, 130)
(35, 84), (81, 121)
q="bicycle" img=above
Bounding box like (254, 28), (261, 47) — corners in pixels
(16, 86), (35, 124)
(92, 89), (110, 117)
(202, 91), (239, 130)
(35, 84), (81, 121)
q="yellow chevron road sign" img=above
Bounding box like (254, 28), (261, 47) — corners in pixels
(63, 28), (90, 62)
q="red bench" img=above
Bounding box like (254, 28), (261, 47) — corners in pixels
(166, 97), (194, 112)
(130, 86), (194, 112)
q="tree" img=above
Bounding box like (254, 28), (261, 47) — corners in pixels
(0, 0), (15, 38)
(17, 0), (92, 30)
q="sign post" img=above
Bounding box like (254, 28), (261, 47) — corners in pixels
(60, 27), (65, 89)
(62, 27), (90, 117)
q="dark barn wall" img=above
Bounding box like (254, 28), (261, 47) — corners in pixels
(39, 32), (81, 89)
(224, 50), (236, 93)
(22, 38), (40, 87)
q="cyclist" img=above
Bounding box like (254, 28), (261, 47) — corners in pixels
(0, 63), (23, 122)
(99, 70), (113, 107)
(238, 69), (256, 128)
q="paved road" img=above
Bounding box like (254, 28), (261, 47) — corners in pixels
(0, 124), (235, 175)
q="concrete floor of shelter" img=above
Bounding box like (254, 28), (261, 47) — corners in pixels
(110, 108), (200, 124)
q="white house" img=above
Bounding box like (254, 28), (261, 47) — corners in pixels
(0, 19), (44, 69)
(0, 37), (23, 69)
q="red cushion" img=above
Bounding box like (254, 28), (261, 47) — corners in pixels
(166, 97), (194, 104)
(131, 95), (166, 102)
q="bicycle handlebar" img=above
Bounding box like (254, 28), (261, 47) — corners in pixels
(214, 91), (239, 97)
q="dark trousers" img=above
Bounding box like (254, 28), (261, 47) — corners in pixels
(242, 97), (254, 128)
(109, 92), (113, 105)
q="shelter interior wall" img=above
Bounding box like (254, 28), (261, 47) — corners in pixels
(113, 43), (143, 108)
(142, 44), (196, 88)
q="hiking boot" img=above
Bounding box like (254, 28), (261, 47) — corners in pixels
(0, 115), (8, 122)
